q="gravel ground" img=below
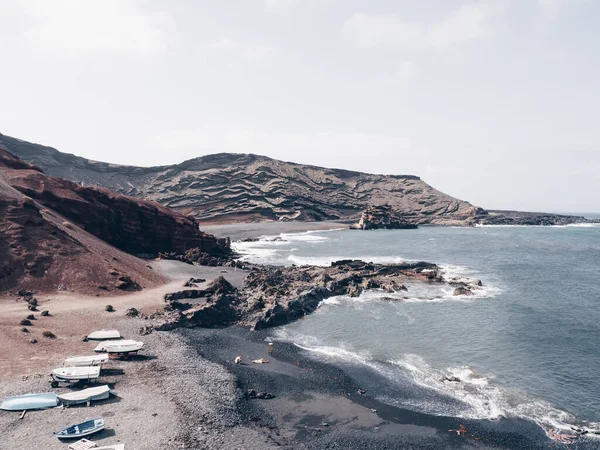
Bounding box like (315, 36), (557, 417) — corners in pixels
(0, 261), (279, 450)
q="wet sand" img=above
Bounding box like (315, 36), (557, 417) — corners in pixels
(183, 326), (579, 450)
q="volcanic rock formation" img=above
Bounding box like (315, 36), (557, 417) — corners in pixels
(350, 205), (419, 230)
(158, 259), (455, 330)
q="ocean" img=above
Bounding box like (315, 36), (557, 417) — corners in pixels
(233, 223), (600, 439)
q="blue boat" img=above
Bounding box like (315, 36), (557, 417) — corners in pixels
(53, 417), (105, 439)
(0, 392), (58, 411)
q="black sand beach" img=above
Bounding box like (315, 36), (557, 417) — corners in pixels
(181, 326), (580, 449)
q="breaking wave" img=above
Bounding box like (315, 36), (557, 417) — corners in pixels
(273, 329), (600, 441)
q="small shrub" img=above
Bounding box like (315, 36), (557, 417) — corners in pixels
(126, 307), (139, 317)
(42, 330), (56, 338)
(29, 338), (37, 344)
(21, 327), (29, 333)
(105, 304), (115, 312)
(28, 297), (38, 306)
(26, 314), (35, 320)
(20, 319), (32, 326)
(41, 310), (50, 316)
(27, 304), (38, 311)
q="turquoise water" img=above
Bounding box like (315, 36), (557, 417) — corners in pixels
(234, 224), (600, 436)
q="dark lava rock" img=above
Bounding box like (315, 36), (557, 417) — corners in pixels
(126, 307), (139, 317)
(350, 205), (418, 230)
(453, 287), (474, 296)
(115, 275), (141, 291)
(247, 389), (276, 400)
(184, 277), (206, 287)
(161, 260), (458, 331)
(17, 289), (35, 297)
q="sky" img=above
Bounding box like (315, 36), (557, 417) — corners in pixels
(0, 0), (598, 213)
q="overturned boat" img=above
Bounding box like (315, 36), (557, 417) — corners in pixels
(94, 339), (143, 354)
(57, 385), (112, 406)
(0, 392), (59, 411)
(87, 330), (121, 340)
(65, 354), (109, 367)
(53, 417), (105, 439)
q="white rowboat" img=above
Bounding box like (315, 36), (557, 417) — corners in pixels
(57, 385), (111, 406)
(65, 354), (109, 366)
(87, 329), (121, 340)
(52, 366), (100, 382)
(94, 340), (143, 353)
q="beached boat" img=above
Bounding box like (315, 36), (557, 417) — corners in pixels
(57, 385), (111, 406)
(0, 392), (59, 411)
(53, 418), (105, 439)
(94, 339), (143, 353)
(87, 330), (121, 340)
(52, 366), (100, 384)
(65, 354), (109, 367)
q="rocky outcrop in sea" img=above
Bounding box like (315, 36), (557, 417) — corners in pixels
(155, 259), (476, 331)
(350, 205), (418, 230)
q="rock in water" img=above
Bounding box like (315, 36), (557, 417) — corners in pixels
(350, 205), (418, 230)
(453, 287), (474, 296)
(161, 260), (457, 331)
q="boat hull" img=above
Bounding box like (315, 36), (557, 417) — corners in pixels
(57, 385), (111, 406)
(52, 366), (101, 381)
(54, 417), (105, 439)
(0, 393), (58, 411)
(65, 354), (109, 366)
(87, 330), (121, 340)
(95, 340), (143, 353)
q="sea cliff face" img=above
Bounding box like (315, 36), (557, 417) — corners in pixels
(0, 149), (226, 293)
(1, 150), (229, 256)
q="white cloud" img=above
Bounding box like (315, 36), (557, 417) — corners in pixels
(342, 1), (507, 50)
(16, 0), (177, 58)
(208, 39), (273, 63)
(243, 46), (273, 62)
(537, 0), (569, 21)
(264, 0), (299, 11)
(395, 60), (418, 81)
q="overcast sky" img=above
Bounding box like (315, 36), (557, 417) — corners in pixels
(0, 0), (598, 212)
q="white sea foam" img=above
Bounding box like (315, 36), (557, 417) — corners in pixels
(286, 254), (413, 267)
(275, 329), (600, 439)
(389, 355), (600, 437)
(475, 223), (599, 229)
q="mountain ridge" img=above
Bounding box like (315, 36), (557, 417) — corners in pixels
(0, 132), (588, 226)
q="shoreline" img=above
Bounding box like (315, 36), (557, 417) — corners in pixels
(201, 221), (347, 241)
(1, 227), (596, 448)
(181, 326), (584, 449)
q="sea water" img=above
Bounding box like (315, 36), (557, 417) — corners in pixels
(233, 222), (600, 436)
